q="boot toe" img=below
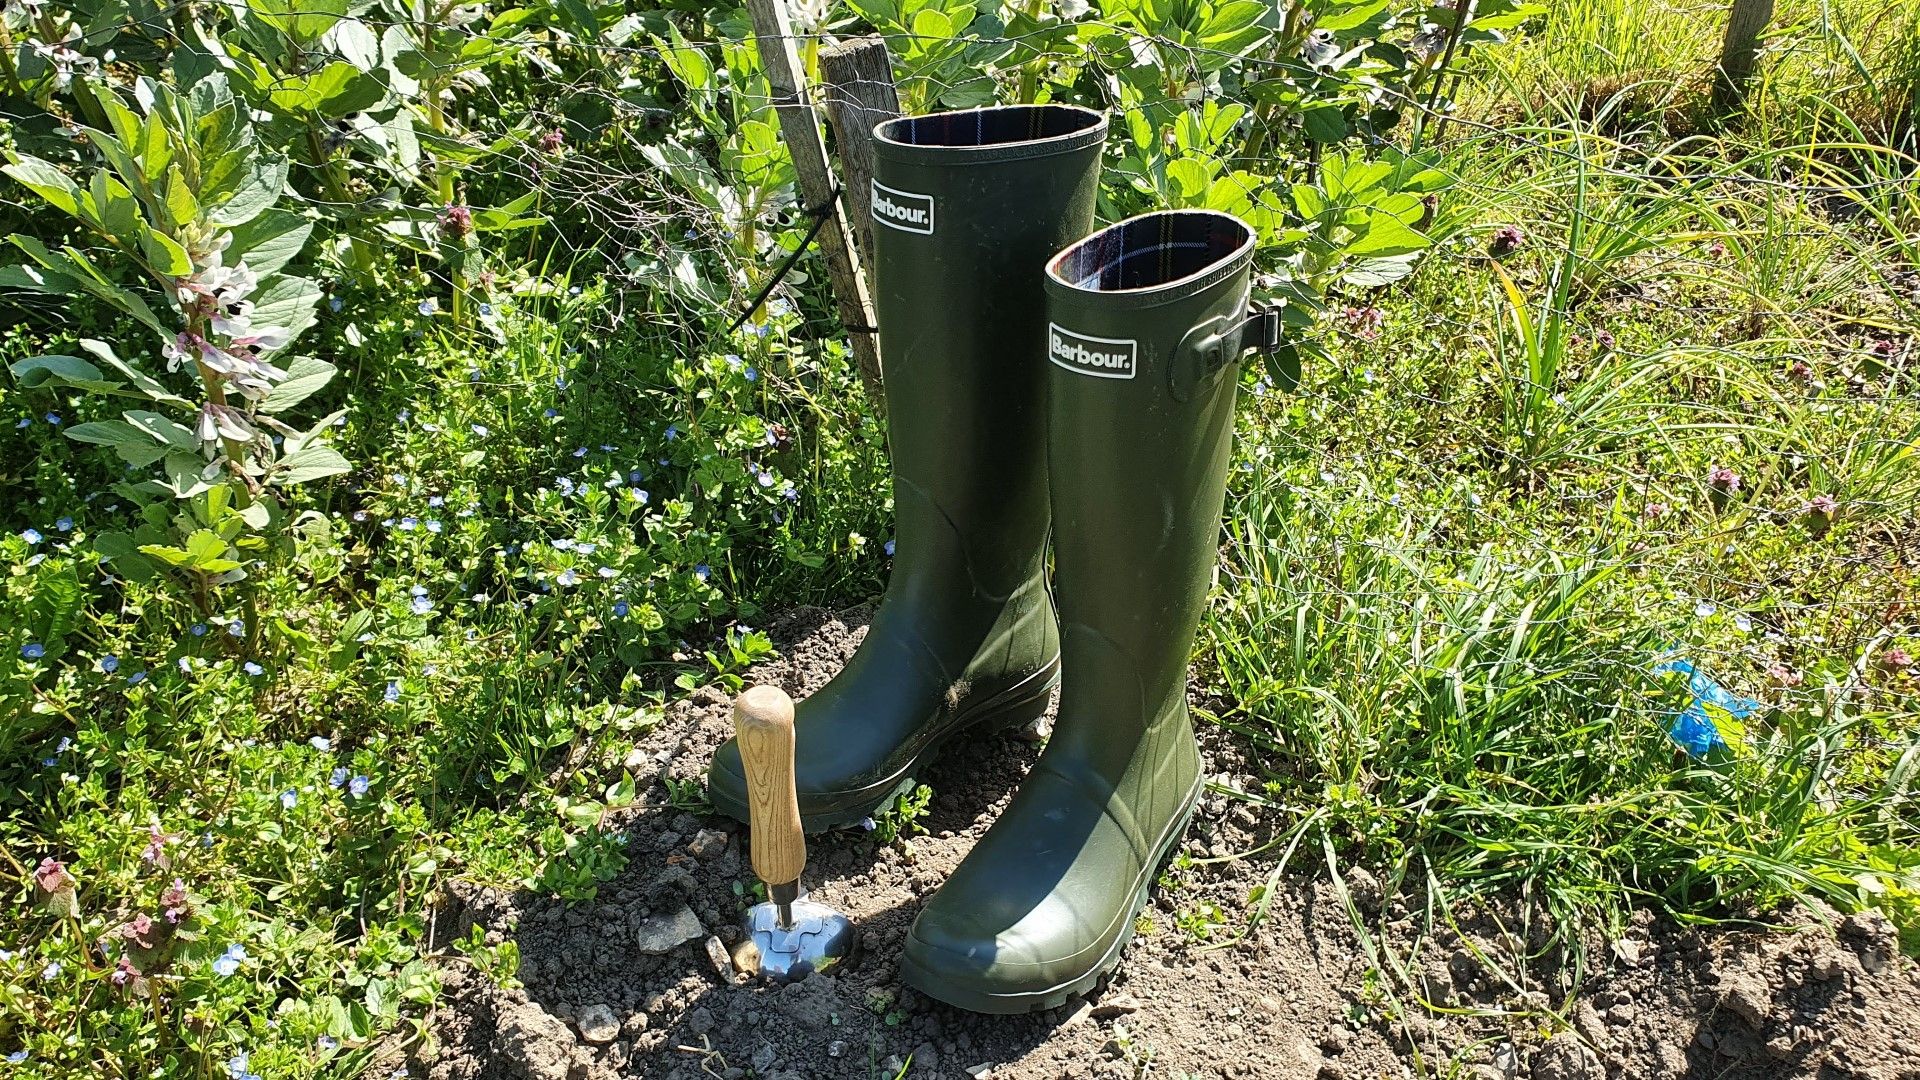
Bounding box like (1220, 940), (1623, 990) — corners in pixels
(903, 893), (1106, 1010)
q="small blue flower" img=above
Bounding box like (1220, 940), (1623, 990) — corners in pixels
(244, 662), (264, 676)
(557, 569), (578, 587)
(573, 446), (588, 458)
(330, 767), (349, 788)
(411, 595), (433, 615)
(348, 775), (370, 797)
(54, 517), (72, 531)
(99, 655), (119, 673)
(1694, 600), (1717, 618)
(756, 470), (774, 488)
(694, 564), (711, 582)
(310, 736), (332, 751)
(544, 408), (557, 419)
(228, 620), (245, 638)
(479, 302), (494, 316)
(190, 623), (208, 636)
(628, 469), (646, 484)
(127, 671), (147, 686)
(329, 296), (344, 312)
(471, 424), (489, 437)
(226, 1052), (251, 1079)
(212, 943), (247, 977)
(384, 680), (400, 703)
(577, 542), (597, 555)
(44, 413), (61, 426)
(600, 444), (616, 453)
(555, 376), (570, 390)
(20, 643), (44, 660)
(418, 298), (439, 316)
(634, 489), (650, 505)
(745, 367), (758, 382)
(665, 424), (680, 441)
(13, 418), (28, 429)
(20, 528), (42, 544)
(398, 517), (418, 531)
(613, 600), (630, 618)
(859, 816), (877, 832)
(280, 789), (297, 809)
(429, 495), (445, 508)
(397, 409), (411, 423)
(426, 520), (443, 534)
(7, 1050), (27, 1063)
(884, 539), (896, 556)
(597, 566), (617, 579)
(318, 1036), (338, 1051)
(40, 962), (60, 980)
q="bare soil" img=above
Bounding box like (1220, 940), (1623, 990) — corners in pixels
(418, 607), (1920, 1080)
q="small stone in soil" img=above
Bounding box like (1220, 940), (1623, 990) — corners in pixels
(704, 935), (732, 980)
(751, 1044), (777, 1073)
(1090, 993), (1142, 1020)
(827, 1040), (846, 1059)
(1320, 1024), (1350, 1054)
(687, 829), (729, 859)
(574, 1003), (619, 1045)
(633, 905), (704, 954)
(731, 939), (762, 979)
(687, 1006), (714, 1036)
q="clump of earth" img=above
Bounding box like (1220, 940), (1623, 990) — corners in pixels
(418, 608), (1920, 1080)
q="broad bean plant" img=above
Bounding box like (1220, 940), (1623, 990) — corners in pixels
(4, 73), (342, 620)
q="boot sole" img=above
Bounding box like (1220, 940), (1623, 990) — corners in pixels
(708, 656), (1060, 834)
(897, 770), (1205, 1014)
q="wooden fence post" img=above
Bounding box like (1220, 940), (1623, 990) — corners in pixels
(817, 37), (901, 289)
(1712, 0), (1776, 113)
(742, 0), (886, 416)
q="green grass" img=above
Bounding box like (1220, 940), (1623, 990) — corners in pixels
(1195, 6), (1920, 985)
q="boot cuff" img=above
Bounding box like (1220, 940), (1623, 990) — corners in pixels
(1044, 210), (1255, 309)
(872, 104), (1107, 167)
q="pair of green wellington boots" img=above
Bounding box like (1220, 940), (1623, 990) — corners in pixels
(709, 104), (1277, 1013)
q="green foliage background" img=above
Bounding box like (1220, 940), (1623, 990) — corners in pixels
(0, 0), (1917, 1074)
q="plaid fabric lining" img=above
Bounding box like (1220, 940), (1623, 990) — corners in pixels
(1057, 214), (1247, 292)
(890, 105), (1095, 147)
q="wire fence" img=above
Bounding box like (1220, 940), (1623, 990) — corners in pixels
(2, 4), (1917, 754)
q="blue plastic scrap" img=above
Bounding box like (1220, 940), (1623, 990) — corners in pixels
(1652, 657), (1760, 758)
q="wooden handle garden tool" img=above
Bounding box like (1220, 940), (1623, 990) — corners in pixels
(732, 686), (856, 982)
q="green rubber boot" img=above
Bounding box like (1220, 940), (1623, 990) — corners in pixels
(900, 210), (1279, 1012)
(708, 105), (1109, 832)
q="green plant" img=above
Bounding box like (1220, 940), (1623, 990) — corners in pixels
(869, 781), (932, 845)
(4, 72), (345, 630)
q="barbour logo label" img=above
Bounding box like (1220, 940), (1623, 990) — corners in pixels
(1049, 324), (1137, 380)
(871, 180), (934, 235)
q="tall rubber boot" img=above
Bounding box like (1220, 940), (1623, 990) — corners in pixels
(708, 105), (1109, 831)
(900, 210), (1280, 1012)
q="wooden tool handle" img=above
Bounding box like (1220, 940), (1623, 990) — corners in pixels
(734, 685), (806, 887)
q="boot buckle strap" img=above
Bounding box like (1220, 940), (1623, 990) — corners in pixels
(1172, 301), (1281, 401)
